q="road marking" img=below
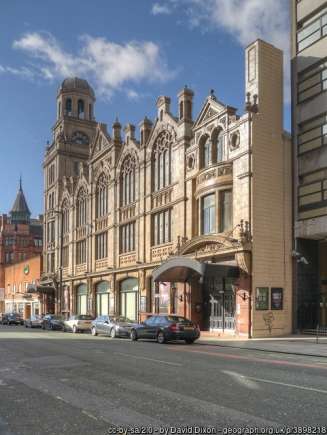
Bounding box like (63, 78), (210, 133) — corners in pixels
(168, 346), (327, 370)
(82, 410), (98, 421)
(241, 374), (327, 395)
(115, 351), (182, 367)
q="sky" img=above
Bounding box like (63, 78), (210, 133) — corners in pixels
(0, 0), (290, 217)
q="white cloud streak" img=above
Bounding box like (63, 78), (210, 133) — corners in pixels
(151, 3), (172, 15)
(7, 32), (174, 98)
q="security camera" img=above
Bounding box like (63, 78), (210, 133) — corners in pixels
(298, 256), (309, 265)
(291, 250), (301, 258)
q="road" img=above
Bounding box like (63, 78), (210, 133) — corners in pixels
(0, 325), (326, 435)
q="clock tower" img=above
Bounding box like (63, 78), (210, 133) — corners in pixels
(43, 77), (97, 282)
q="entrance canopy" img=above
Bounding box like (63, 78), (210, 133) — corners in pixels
(152, 256), (239, 283)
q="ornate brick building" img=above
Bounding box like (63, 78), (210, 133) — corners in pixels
(41, 40), (292, 337)
(0, 181), (43, 312)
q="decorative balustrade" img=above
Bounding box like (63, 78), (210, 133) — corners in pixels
(120, 204), (136, 222)
(151, 243), (174, 262)
(95, 216), (108, 232)
(76, 226), (87, 240)
(95, 258), (108, 270)
(75, 263), (87, 275)
(119, 252), (136, 267)
(196, 163), (233, 194)
(152, 187), (173, 209)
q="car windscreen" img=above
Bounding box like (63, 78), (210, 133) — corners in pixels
(76, 315), (94, 320)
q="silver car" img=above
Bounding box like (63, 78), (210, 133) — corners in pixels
(63, 315), (94, 333)
(91, 315), (137, 338)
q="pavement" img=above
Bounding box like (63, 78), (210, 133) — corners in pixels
(1, 325), (327, 434)
(198, 333), (327, 358)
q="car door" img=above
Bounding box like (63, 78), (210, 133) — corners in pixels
(102, 316), (111, 335)
(142, 316), (158, 339)
(95, 316), (104, 333)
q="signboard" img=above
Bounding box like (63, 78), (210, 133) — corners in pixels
(271, 287), (283, 310)
(255, 287), (269, 310)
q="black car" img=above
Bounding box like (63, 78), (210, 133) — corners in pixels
(25, 315), (43, 328)
(3, 313), (24, 325)
(130, 315), (200, 344)
(0, 313), (9, 325)
(91, 315), (137, 338)
(42, 314), (64, 330)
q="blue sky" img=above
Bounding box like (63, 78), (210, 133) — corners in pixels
(0, 0), (290, 217)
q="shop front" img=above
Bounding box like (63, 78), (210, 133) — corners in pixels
(120, 278), (138, 321)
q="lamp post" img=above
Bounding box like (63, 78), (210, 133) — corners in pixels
(51, 209), (63, 315)
(244, 92), (258, 339)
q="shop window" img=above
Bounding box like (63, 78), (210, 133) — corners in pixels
(120, 278), (138, 321)
(96, 281), (110, 316)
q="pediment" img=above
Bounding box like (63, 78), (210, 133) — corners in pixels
(193, 98), (227, 130)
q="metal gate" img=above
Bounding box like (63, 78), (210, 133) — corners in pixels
(206, 277), (235, 331)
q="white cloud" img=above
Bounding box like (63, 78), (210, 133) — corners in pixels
(151, 3), (172, 15)
(0, 64), (35, 79)
(180, 0), (291, 101)
(9, 32), (174, 98)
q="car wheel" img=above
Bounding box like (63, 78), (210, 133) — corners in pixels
(130, 329), (138, 341)
(157, 331), (166, 344)
(73, 325), (78, 334)
(110, 328), (116, 339)
(185, 339), (195, 344)
(91, 327), (97, 336)
(63, 326), (67, 332)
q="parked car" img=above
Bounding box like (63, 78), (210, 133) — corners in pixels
(0, 313), (10, 325)
(91, 315), (137, 338)
(63, 315), (94, 333)
(3, 313), (24, 326)
(25, 315), (43, 328)
(41, 314), (64, 330)
(130, 315), (200, 344)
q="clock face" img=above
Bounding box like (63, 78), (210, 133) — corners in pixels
(72, 131), (89, 145)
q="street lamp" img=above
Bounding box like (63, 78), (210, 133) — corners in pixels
(50, 209), (64, 315)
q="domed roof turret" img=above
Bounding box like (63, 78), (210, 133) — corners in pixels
(58, 77), (95, 98)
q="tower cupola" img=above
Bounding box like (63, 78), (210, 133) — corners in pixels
(56, 77), (96, 121)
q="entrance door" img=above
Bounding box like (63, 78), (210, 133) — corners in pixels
(206, 277), (235, 331)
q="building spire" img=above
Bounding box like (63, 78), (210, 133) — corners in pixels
(10, 177), (31, 224)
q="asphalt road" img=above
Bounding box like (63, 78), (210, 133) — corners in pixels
(0, 325), (327, 435)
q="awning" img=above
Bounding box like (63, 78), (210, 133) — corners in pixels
(27, 284), (55, 294)
(152, 256), (205, 282)
(152, 256), (240, 283)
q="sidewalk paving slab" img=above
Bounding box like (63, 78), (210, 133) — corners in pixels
(196, 335), (327, 358)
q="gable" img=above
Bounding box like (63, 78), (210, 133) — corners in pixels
(193, 98), (227, 130)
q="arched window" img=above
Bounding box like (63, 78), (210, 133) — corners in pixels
(121, 155), (136, 206)
(76, 188), (87, 227)
(61, 199), (70, 234)
(120, 278), (138, 321)
(57, 102), (61, 120)
(96, 281), (110, 316)
(76, 284), (87, 315)
(96, 174), (108, 218)
(152, 130), (172, 191)
(65, 98), (72, 116)
(217, 131), (224, 162)
(201, 136), (212, 168)
(179, 101), (184, 120)
(78, 99), (85, 119)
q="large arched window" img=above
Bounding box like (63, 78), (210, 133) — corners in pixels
(201, 135), (212, 168)
(76, 284), (87, 315)
(153, 130), (172, 191)
(96, 174), (108, 218)
(78, 99), (85, 119)
(121, 155), (136, 206)
(65, 98), (72, 116)
(120, 278), (138, 321)
(96, 281), (110, 316)
(211, 128), (224, 163)
(76, 188), (87, 227)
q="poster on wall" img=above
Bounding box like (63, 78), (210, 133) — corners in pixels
(271, 288), (283, 310)
(255, 287), (269, 310)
